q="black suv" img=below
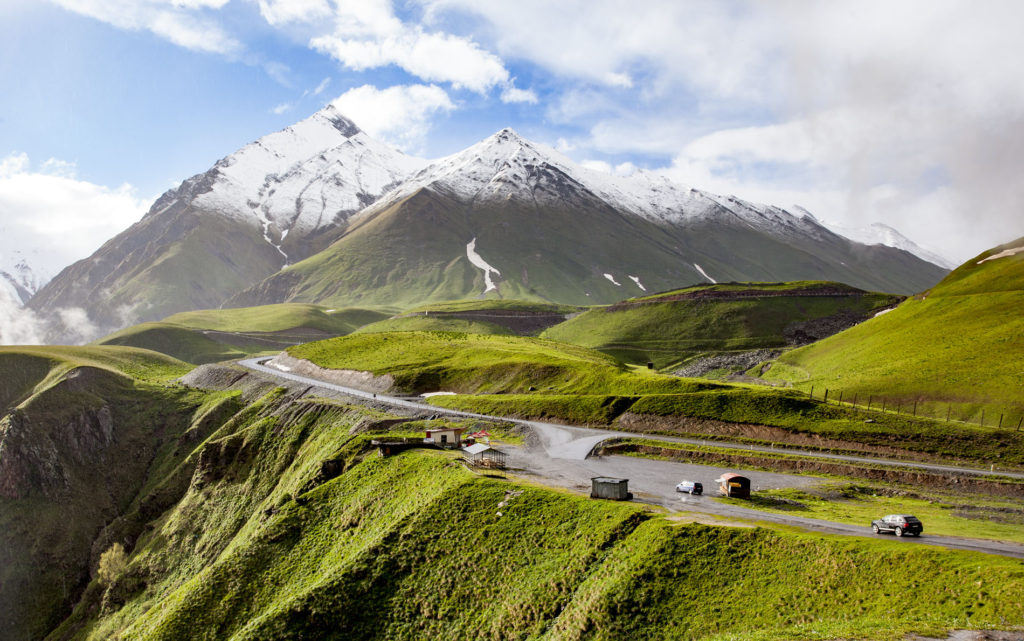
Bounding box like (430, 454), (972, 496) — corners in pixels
(871, 514), (923, 537)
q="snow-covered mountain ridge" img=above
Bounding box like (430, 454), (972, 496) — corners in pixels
(175, 106), (426, 248)
(367, 126), (910, 257)
(821, 220), (956, 269)
(146, 106), (951, 271)
(1, 247), (49, 305)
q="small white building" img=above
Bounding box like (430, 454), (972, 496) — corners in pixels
(424, 427), (464, 448)
(462, 443), (507, 468)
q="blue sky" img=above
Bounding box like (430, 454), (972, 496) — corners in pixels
(2, 0), (1024, 275)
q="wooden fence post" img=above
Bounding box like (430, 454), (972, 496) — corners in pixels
(809, 386), (814, 400)
(824, 388), (829, 403)
(838, 390), (844, 405)
(913, 400), (917, 416)
(946, 405), (950, 422)
(881, 399), (886, 413)
(868, 395), (872, 410)
(999, 414), (1003, 429)
(852, 393), (857, 408)
(1017, 416), (1022, 431)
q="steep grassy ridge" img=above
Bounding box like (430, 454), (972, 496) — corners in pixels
(0, 347), (206, 641)
(96, 305), (389, 365)
(542, 281), (900, 367)
(0, 346), (192, 390)
(763, 237), (1024, 421)
(286, 331), (712, 395)
(44, 394), (1024, 641)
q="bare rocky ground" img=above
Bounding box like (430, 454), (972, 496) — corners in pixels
(673, 348), (781, 378)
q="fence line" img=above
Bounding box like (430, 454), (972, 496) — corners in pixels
(805, 385), (1023, 431)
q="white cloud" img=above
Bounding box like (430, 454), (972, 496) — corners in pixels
(50, 0), (241, 55)
(330, 84), (455, 152)
(0, 288), (46, 345)
(264, 61), (292, 86)
(310, 0), (510, 93)
(0, 153), (151, 278)
(500, 86), (538, 104)
(312, 77), (331, 95)
(271, 103), (291, 115)
(257, 0), (332, 25)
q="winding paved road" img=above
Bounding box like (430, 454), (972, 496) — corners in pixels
(237, 357), (1024, 559)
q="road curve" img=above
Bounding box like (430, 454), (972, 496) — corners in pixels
(236, 357), (1024, 558)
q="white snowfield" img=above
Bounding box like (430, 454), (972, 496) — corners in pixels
(191, 105), (426, 241)
(628, 275), (647, 291)
(603, 273), (621, 286)
(693, 263), (717, 283)
(824, 220), (957, 270)
(978, 245), (1024, 264)
(466, 238), (501, 293)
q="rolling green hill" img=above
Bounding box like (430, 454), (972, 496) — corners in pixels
(762, 237), (1024, 422)
(354, 300), (579, 337)
(542, 281), (900, 368)
(286, 331), (707, 395)
(95, 305), (388, 365)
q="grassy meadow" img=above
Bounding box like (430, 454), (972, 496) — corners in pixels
(542, 281), (899, 368)
(762, 238), (1024, 423)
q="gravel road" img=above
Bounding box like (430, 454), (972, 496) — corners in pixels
(237, 357), (1024, 558)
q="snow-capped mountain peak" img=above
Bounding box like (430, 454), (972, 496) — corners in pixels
(180, 105), (426, 246)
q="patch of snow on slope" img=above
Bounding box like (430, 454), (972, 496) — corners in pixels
(466, 238), (501, 293)
(873, 307), (895, 318)
(693, 264), (717, 283)
(978, 245), (1024, 264)
(603, 273), (621, 286)
(628, 275), (646, 291)
(260, 218), (289, 265)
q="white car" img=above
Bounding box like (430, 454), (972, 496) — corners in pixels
(675, 480), (703, 495)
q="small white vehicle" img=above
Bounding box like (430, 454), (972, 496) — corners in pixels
(675, 480), (703, 495)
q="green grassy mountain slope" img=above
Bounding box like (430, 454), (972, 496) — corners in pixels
(229, 185), (947, 313)
(95, 305), (388, 365)
(542, 281), (901, 368)
(762, 237), (1024, 422)
(28, 206), (290, 337)
(43, 387), (1024, 641)
(0, 347), (205, 641)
